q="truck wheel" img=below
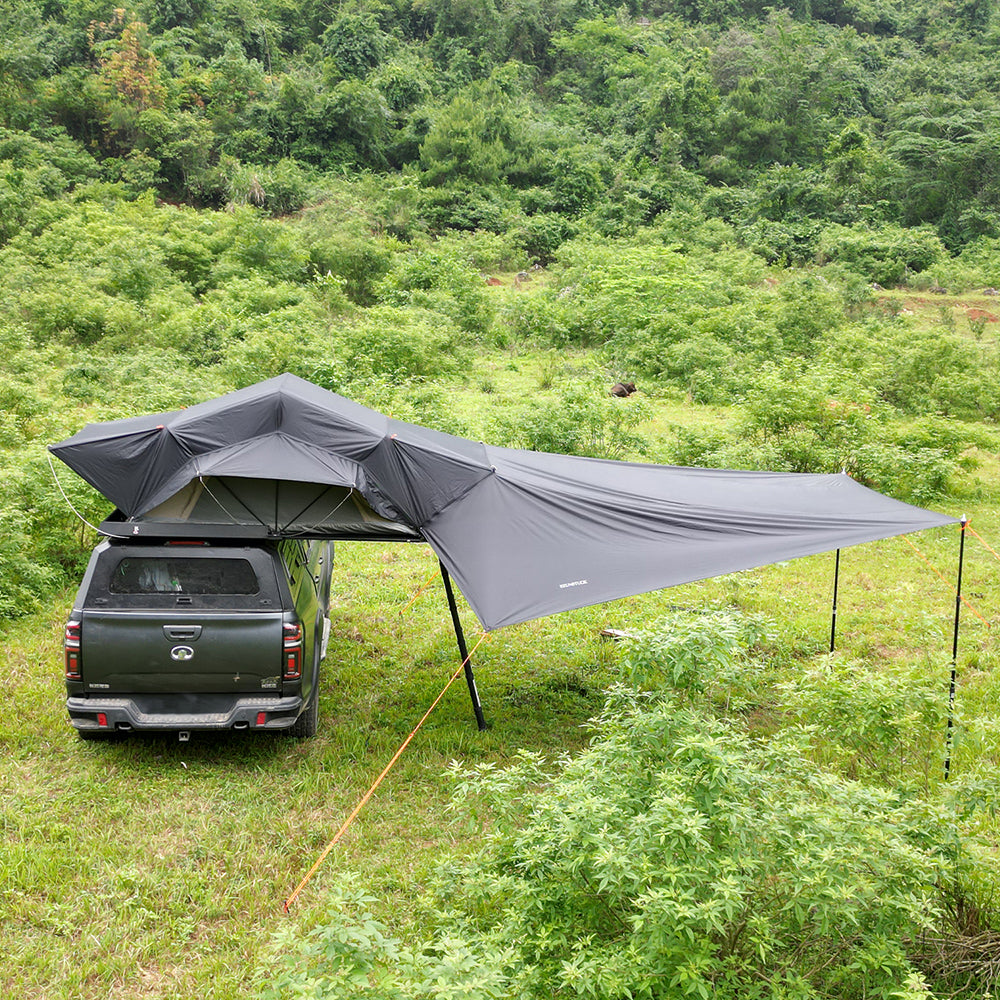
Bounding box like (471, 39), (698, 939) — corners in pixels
(289, 684), (318, 738)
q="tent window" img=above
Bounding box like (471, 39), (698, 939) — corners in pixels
(111, 558), (260, 595)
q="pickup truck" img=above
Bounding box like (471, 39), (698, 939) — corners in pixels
(63, 533), (333, 740)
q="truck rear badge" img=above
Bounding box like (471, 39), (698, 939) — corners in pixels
(170, 645), (195, 661)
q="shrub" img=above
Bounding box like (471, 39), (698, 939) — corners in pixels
(222, 319), (335, 389)
(649, 333), (740, 403)
(224, 157), (312, 216)
(948, 235), (1000, 290)
(739, 216), (823, 266)
(335, 377), (469, 437)
(1, 444), (106, 612)
(852, 441), (955, 504)
(620, 608), (773, 712)
(507, 211), (576, 264)
(493, 289), (573, 349)
(261, 688), (974, 1000)
(663, 360), (963, 503)
(431, 228), (523, 272)
(770, 272), (847, 356)
(817, 224), (947, 287)
(376, 241), (496, 337)
(731, 363), (881, 474)
(870, 326), (998, 420)
(328, 305), (470, 383)
(210, 208), (312, 284)
(780, 660), (947, 788)
(492, 378), (650, 459)
(0, 499), (60, 618)
(307, 234), (400, 307)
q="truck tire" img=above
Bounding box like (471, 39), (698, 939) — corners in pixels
(289, 681), (318, 738)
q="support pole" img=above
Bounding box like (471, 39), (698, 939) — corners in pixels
(830, 548), (841, 653)
(440, 561), (488, 731)
(944, 517), (967, 781)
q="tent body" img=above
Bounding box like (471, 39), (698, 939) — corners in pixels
(141, 476), (420, 540)
(50, 374), (958, 631)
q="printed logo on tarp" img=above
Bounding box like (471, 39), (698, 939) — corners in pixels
(559, 579), (588, 589)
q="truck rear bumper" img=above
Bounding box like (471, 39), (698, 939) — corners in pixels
(67, 693), (304, 733)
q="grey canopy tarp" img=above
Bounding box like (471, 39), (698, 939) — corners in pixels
(50, 373), (957, 631)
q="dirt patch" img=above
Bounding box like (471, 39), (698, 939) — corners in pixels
(966, 308), (997, 322)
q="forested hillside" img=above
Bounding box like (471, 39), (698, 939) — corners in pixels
(5, 0), (1000, 247)
(5, 0), (1000, 614)
(3, 0), (1000, 239)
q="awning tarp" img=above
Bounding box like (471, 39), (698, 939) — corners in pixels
(50, 374), (957, 630)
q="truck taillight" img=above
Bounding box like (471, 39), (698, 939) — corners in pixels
(64, 620), (82, 679)
(283, 622), (302, 680)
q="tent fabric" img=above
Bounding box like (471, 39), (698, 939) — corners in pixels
(50, 373), (958, 631)
(143, 477), (421, 540)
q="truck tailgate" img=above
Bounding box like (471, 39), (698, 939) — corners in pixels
(80, 611), (285, 694)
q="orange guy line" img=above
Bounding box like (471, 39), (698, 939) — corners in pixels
(283, 630), (490, 912)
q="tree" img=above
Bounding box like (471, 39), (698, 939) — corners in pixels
(419, 66), (530, 186)
(320, 9), (390, 79)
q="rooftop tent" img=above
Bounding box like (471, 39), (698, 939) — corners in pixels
(50, 373), (958, 632)
(139, 476), (420, 540)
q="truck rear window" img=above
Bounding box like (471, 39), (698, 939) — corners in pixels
(110, 558), (260, 595)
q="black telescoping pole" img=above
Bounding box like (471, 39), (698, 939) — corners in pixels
(830, 548), (841, 653)
(944, 517), (967, 782)
(440, 561), (488, 731)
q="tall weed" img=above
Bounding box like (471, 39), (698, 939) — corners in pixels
(261, 688), (978, 999)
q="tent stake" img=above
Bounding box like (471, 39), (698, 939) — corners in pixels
(944, 517), (967, 781)
(440, 562), (488, 731)
(830, 548), (841, 653)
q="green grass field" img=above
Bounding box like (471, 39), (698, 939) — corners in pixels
(6, 522), (996, 997)
(5, 328), (1000, 998)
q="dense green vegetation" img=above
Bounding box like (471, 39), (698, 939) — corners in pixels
(7, 0), (1000, 615)
(5, 1), (1000, 997)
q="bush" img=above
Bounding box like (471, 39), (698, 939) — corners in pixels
(261, 687), (975, 1000)
(0, 444), (107, 614)
(852, 441), (955, 504)
(333, 377), (469, 437)
(431, 228), (523, 272)
(492, 378), (650, 459)
(210, 208), (312, 285)
(870, 326), (999, 420)
(493, 288), (573, 349)
(663, 360), (963, 502)
(706, 363), (882, 475)
(770, 272), (847, 356)
(224, 157), (312, 216)
(376, 240), (496, 337)
(506, 211), (576, 264)
(739, 216), (823, 266)
(780, 660), (947, 787)
(948, 235), (1000, 290)
(306, 234), (399, 306)
(621, 608), (773, 712)
(0, 500), (60, 618)
(652, 333), (740, 403)
(327, 305), (470, 383)
(817, 224), (947, 287)
(222, 318), (335, 389)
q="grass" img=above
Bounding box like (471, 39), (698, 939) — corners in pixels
(1, 539), (629, 999)
(6, 337), (1000, 998)
(7, 518), (998, 998)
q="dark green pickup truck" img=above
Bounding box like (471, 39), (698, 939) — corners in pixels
(63, 534), (333, 740)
